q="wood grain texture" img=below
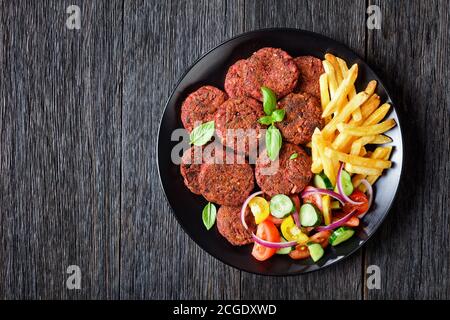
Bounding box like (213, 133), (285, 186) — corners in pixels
(120, 0), (245, 299)
(240, 0), (366, 300)
(0, 0), (123, 299)
(363, 0), (450, 299)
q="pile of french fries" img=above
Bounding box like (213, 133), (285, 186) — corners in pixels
(311, 53), (396, 191)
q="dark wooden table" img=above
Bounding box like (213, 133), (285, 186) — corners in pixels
(0, 0), (448, 300)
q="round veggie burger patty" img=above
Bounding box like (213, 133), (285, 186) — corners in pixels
(276, 92), (324, 145)
(255, 142), (312, 197)
(243, 47), (299, 100)
(180, 145), (204, 195)
(180, 85), (228, 132)
(293, 56), (324, 98)
(217, 205), (256, 246)
(215, 97), (265, 155)
(198, 154), (254, 206)
(224, 59), (248, 98)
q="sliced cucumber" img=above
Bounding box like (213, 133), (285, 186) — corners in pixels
(276, 237), (293, 254)
(307, 242), (324, 262)
(314, 173), (333, 190)
(270, 194), (294, 218)
(329, 227), (355, 246)
(299, 203), (322, 227)
(334, 169), (354, 196)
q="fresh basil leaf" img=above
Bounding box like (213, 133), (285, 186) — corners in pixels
(202, 202), (217, 230)
(261, 87), (277, 116)
(258, 115), (273, 125)
(289, 152), (298, 160)
(189, 121), (215, 146)
(271, 109), (286, 123)
(266, 125), (283, 161)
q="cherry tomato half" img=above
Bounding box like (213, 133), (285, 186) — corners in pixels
(343, 190), (369, 216)
(309, 230), (332, 249)
(251, 220), (280, 261)
(333, 212), (360, 227)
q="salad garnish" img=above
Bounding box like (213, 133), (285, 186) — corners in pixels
(202, 202), (217, 230)
(189, 121), (215, 146)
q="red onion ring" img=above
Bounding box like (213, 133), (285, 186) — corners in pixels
(357, 179), (373, 218)
(301, 186), (346, 204)
(240, 191), (263, 230)
(337, 163), (363, 205)
(252, 234), (297, 249)
(315, 209), (357, 232)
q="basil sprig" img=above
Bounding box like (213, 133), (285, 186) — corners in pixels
(258, 87), (285, 160)
(189, 121), (215, 146)
(266, 124), (283, 161)
(258, 87), (286, 126)
(289, 152), (298, 160)
(202, 202), (217, 230)
(271, 109), (285, 122)
(261, 86), (277, 115)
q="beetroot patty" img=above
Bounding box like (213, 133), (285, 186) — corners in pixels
(217, 206), (256, 246)
(224, 59), (248, 98)
(180, 145), (205, 195)
(181, 85), (228, 132)
(215, 97), (265, 155)
(243, 47), (299, 101)
(294, 56), (324, 98)
(255, 143), (312, 197)
(198, 155), (254, 206)
(276, 92), (324, 145)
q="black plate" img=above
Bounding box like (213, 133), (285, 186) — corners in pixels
(157, 28), (403, 276)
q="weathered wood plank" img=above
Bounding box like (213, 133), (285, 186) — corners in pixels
(0, 0), (122, 299)
(364, 0), (450, 299)
(120, 0), (245, 299)
(240, 0), (366, 300)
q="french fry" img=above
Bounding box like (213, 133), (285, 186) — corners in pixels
(322, 64), (358, 118)
(332, 99), (388, 152)
(325, 54), (344, 84)
(359, 146), (367, 156)
(315, 133), (336, 186)
(337, 119), (396, 136)
(345, 163), (383, 176)
(348, 135), (391, 159)
(324, 147), (392, 169)
(349, 136), (374, 156)
(337, 57), (362, 121)
(360, 148), (393, 191)
(311, 141), (323, 173)
(336, 57), (356, 99)
(371, 135), (393, 144)
(311, 128), (323, 173)
(350, 80), (377, 122)
(364, 80), (377, 96)
(319, 73), (332, 124)
(325, 54), (349, 112)
(360, 94), (381, 120)
(321, 92), (369, 139)
(322, 60), (338, 99)
(319, 73), (330, 110)
(363, 103), (391, 125)
(352, 146), (393, 189)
